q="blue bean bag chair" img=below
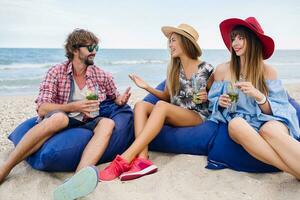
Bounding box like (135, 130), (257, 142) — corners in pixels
(8, 100), (134, 172)
(206, 123), (280, 172)
(206, 94), (300, 173)
(144, 81), (300, 172)
(144, 81), (219, 155)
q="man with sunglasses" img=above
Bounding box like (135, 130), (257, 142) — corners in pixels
(0, 29), (131, 198)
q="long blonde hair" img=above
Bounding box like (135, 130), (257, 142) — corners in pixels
(167, 33), (201, 97)
(230, 26), (269, 96)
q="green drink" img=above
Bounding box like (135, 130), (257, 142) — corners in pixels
(227, 92), (239, 103)
(193, 93), (202, 104)
(86, 92), (98, 100)
(192, 74), (206, 105)
(226, 83), (239, 113)
(86, 90), (99, 117)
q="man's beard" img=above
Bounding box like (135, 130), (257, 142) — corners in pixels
(79, 54), (94, 66)
(84, 57), (94, 66)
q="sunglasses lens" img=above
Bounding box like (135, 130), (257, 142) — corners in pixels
(87, 45), (99, 52)
(87, 45), (93, 52)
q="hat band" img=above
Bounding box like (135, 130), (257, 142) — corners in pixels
(181, 29), (196, 40)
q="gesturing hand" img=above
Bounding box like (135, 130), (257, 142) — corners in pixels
(115, 87), (131, 105)
(129, 74), (149, 90)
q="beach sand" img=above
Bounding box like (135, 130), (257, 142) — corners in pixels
(0, 86), (300, 200)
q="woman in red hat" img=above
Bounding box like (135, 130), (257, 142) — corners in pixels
(99, 24), (214, 181)
(208, 17), (300, 179)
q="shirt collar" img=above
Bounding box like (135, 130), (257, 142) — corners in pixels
(67, 61), (73, 75)
(67, 61), (94, 78)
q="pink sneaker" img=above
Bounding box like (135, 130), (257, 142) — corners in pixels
(119, 157), (158, 181)
(99, 155), (130, 181)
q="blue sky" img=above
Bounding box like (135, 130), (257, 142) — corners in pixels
(0, 0), (299, 49)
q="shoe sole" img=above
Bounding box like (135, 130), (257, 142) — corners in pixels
(119, 165), (158, 181)
(53, 166), (98, 200)
(98, 177), (117, 182)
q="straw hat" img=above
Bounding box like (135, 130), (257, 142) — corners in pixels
(219, 17), (274, 59)
(161, 24), (202, 55)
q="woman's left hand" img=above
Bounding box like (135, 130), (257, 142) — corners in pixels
(196, 88), (208, 103)
(234, 82), (262, 99)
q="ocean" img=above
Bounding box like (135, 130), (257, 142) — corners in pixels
(0, 48), (299, 96)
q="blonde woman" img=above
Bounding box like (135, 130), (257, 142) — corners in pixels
(99, 24), (214, 181)
(209, 17), (300, 179)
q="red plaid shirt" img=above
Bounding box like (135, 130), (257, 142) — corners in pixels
(35, 61), (119, 113)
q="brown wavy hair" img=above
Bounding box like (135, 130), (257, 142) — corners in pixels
(64, 29), (99, 60)
(230, 26), (269, 96)
(167, 33), (201, 97)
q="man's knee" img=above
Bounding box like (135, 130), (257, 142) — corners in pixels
(100, 118), (115, 128)
(46, 112), (69, 128)
(94, 118), (115, 137)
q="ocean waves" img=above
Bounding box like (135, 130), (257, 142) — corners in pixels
(0, 59), (168, 71)
(0, 48), (299, 96)
(0, 63), (54, 71)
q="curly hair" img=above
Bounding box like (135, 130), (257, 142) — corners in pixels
(64, 29), (99, 60)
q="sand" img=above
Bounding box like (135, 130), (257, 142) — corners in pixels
(0, 87), (299, 200)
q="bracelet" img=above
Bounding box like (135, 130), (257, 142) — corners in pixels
(255, 95), (267, 105)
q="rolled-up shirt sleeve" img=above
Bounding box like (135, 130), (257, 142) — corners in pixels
(104, 72), (119, 100)
(35, 67), (58, 112)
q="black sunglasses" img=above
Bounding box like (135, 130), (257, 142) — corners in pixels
(74, 44), (99, 52)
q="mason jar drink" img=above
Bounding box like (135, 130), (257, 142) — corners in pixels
(226, 83), (239, 113)
(86, 90), (99, 118)
(192, 74), (206, 104)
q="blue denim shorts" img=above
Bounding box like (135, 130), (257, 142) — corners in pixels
(43, 110), (103, 131)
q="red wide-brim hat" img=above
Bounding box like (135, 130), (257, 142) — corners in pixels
(220, 17), (275, 59)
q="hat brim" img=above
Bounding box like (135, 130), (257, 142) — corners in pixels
(219, 18), (274, 59)
(161, 26), (202, 55)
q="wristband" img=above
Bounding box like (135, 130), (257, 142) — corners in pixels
(255, 95), (267, 105)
